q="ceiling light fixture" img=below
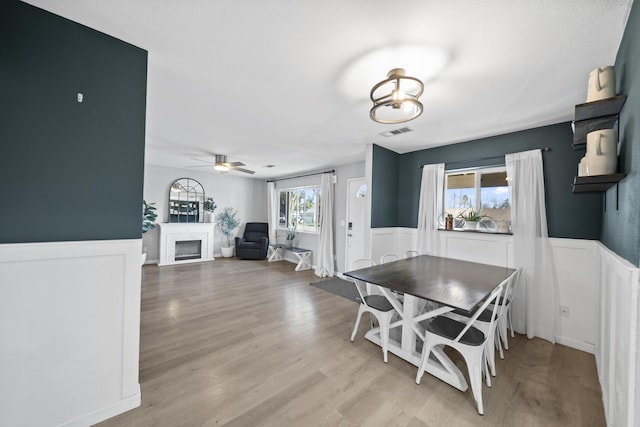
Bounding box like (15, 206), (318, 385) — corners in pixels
(370, 68), (424, 124)
(214, 164), (229, 172)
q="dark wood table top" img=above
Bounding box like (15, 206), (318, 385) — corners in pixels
(344, 255), (516, 313)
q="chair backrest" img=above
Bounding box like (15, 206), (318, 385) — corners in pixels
(243, 222), (268, 242)
(380, 254), (399, 264)
(405, 250), (420, 258)
(453, 281), (505, 343)
(504, 268), (521, 305)
(349, 259), (379, 300)
(493, 269), (519, 321)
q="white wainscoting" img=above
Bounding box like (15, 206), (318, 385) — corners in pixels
(0, 239), (142, 427)
(595, 242), (639, 427)
(370, 228), (599, 353)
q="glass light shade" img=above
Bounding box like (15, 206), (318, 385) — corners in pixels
(370, 68), (424, 124)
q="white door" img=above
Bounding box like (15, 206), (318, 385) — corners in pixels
(345, 178), (367, 271)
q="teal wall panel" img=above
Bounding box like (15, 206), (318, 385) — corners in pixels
(376, 123), (603, 239)
(371, 145), (400, 227)
(601, 0), (640, 266)
(0, 1), (147, 243)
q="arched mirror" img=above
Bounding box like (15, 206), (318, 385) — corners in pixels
(168, 178), (205, 223)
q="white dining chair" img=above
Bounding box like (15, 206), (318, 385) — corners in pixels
(416, 281), (505, 415)
(443, 269), (519, 378)
(380, 254), (399, 264)
(349, 259), (399, 363)
(495, 268), (521, 353)
(405, 250), (420, 258)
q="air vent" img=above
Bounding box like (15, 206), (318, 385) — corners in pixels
(379, 127), (413, 137)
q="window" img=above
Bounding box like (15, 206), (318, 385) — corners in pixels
(444, 166), (511, 232)
(278, 186), (320, 233)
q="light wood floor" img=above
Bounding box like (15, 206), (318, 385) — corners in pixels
(97, 258), (606, 427)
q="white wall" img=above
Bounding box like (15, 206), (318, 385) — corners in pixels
(0, 240), (142, 427)
(142, 164), (267, 261)
(371, 228), (600, 353)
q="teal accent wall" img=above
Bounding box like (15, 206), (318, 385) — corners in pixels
(373, 123), (603, 239)
(371, 145), (400, 227)
(601, 0), (640, 266)
(0, 1), (148, 243)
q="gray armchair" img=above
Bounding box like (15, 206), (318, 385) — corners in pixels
(235, 222), (269, 259)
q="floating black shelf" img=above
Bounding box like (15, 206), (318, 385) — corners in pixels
(572, 173), (625, 193)
(573, 95), (626, 148)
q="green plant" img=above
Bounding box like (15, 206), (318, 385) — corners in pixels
(458, 209), (485, 222)
(216, 207), (240, 247)
(204, 197), (217, 213)
(142, 200), (157, 233)
(286, 228), (296, 240)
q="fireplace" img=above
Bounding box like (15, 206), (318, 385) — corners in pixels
(175, 240), (202, 261)
(157, 223), (215, 266)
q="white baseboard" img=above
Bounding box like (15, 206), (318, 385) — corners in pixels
(60, 388), (141, 427)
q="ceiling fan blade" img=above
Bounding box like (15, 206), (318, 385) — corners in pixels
(186, 164), (214, 168)
(228, 161), (245, 167)
(190, 157), (215, 165)
(230, 166), (255, 174)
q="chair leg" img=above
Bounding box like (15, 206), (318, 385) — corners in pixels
(416, 338), (433, 385)
(350, 305), (365, 342)
(508, 308), (515, 338)
(485, 338), (496, 377)
(380, 316), (390, 363)
(464, 348), (485, 415)
(495, 329), (504, 360)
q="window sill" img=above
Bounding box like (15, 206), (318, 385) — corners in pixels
(438, 228), (512, 236)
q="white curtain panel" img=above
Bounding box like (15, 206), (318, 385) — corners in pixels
(266, 181), (277, 245)
(506, 149), (558, 343)
(416, 163), (445, 255)
(314, 173), (335, 277)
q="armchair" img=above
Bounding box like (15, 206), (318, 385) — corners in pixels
(235, 222), (269, 260)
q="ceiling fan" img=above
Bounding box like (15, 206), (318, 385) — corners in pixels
(189, 154), (255, 175)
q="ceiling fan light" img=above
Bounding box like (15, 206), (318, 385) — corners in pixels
(370, 68), (424, 124)
(214, 164), (229, 172)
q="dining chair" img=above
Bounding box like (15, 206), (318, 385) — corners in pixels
(380, 254), (399, 264)
(443, 269), (519, 378)
(405, 250), (420, 258)
(496, 268), (521, 353)
(349, 258), (398, 363)
(416, 281), (505, 415)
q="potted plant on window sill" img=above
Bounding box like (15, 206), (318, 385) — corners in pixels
(142, 200), (157, 264)
(216, 207), (240, 257)
(459, 210), (485, 231)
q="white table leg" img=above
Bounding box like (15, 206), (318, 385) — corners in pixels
(363, 290), (469, 392)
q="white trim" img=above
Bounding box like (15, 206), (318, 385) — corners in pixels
(0, 239), (142, 427)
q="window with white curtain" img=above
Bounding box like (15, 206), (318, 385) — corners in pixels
(277, 186), (320, 233)
(444, 166), (511, 232)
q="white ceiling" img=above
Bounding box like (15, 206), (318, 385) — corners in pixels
(24, 0), (633, 178)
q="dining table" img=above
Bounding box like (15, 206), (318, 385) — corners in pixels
(343, 254), (516, 391)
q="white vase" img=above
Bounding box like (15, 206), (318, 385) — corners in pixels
(221, 246), (234, 258)
(464, 221), (478, 230)
(285, 239), (293, 248)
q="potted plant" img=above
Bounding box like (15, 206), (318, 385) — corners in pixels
(216, 207), (240, 257)
(142, 200), (157, 264)
(204, 197), (217, 223)
(458, 209), (485, 230)
(285, 228), (296, 248)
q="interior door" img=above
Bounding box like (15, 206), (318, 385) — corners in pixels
(345, 178), (367, 271)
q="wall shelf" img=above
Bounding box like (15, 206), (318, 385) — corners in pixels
(573, 95), (626, 148)
(572, 173), (625, 193)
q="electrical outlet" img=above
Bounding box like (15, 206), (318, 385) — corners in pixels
(560, 305), (570, 318)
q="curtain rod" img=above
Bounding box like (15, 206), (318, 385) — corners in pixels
(419, 147), (552, 168)
(267, 169), (335, 183)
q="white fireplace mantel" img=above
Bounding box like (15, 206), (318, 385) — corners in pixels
(158, 223), (215, 266)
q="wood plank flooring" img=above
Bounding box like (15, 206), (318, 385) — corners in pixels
(97, 258), (606, 427)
